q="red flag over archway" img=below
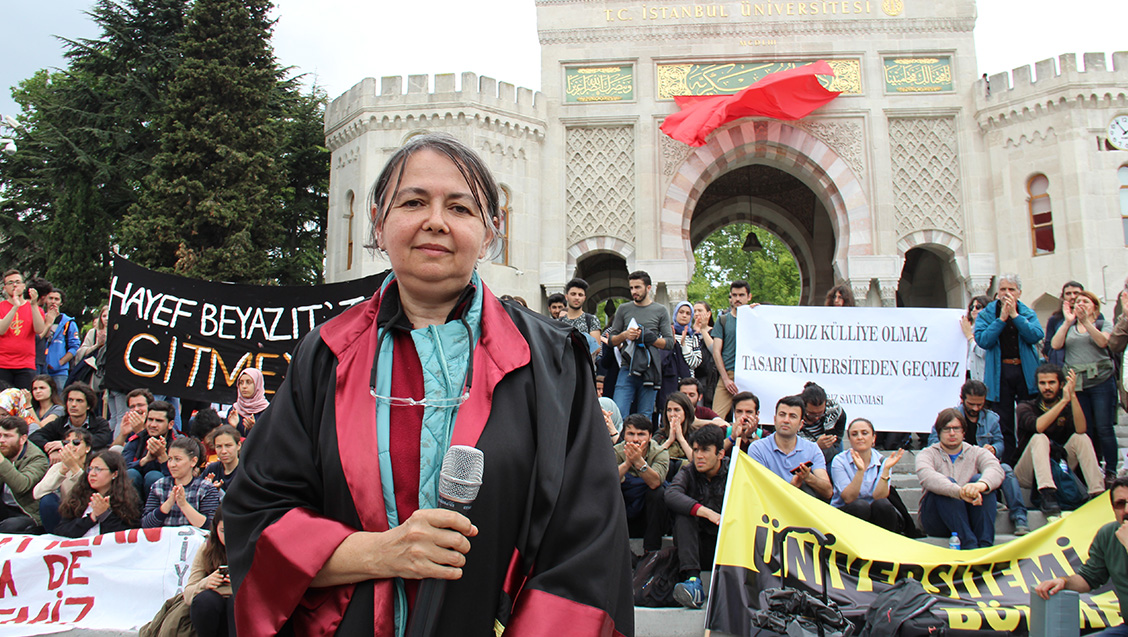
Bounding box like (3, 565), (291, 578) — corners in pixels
(659, 60), (840, 147)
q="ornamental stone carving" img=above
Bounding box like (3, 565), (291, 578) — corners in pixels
(659, 132), (692, 179)
(792, 120), (865, 182)
(888, 116), (964, 239)
(565, 126), (636, 246)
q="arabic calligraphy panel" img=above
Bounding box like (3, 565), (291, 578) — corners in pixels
(883, 57), (954, 93)
(565, 66), (636, 103)
(656, 60), (861, 99)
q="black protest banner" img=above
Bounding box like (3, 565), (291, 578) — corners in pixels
(103, 256), (385, 403)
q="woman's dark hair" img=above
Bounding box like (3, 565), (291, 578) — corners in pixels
(59, 451), (140, 526)
(368, 133), (502, 259)
(31, 374), (62, 406)
(967, 295), (990, 321)
(171, 437), (204, 469)
(933, 408), (966, 436)
(198, 505), (227, 574)
(846, 417), (874, 436)
(207, 425), (242, 448)
(824, 284), (856, 307)
(663, 392), (696, 435)
(800, 382), (827, 406)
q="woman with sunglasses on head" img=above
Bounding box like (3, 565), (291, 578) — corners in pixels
(54, 450), (140, 537)
(34, 428), (92, 533)
(225, 134), (632, 637)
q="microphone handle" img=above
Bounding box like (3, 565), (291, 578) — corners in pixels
(404, 497), (474, 637)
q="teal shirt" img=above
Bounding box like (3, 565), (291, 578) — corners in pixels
(1078, 521), (1128, 610)
(711, 311), (739, 371)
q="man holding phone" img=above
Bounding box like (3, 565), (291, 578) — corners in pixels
(747, 395), (833, 500)
(724, 391), (761, 455)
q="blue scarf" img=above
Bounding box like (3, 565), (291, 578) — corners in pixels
(372, 271), (484, 637)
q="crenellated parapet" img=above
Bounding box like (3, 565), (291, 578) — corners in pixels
(324, 72), (547, 153)
(974, 52), (1128, 146)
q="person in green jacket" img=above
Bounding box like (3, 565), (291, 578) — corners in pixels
(0, 414), (48, 532)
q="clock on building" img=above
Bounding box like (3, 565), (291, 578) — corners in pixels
(1109, 115), (1128, 150)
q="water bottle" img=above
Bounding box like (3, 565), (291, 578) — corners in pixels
(949, 532), (961, 551)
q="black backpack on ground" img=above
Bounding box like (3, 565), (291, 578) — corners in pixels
(631, 546), (682, 607)
(860, 578), (944, 637)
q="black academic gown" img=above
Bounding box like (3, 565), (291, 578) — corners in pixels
(224, 278), (634, 637)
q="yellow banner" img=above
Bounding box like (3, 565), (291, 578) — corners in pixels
(706, 452), (1124, 633)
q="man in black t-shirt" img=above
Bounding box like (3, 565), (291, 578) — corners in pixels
(1014, 364), (1104, 515)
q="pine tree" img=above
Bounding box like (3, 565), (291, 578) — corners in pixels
(122, 0), (283, 283)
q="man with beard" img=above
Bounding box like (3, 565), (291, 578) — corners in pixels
(798, 382), (847, 465)
(711, 281), (754, 419)
(546, 293), (566, 319)
(110, 388), (153, 449)
(1035, 475), (1128, 636)
(724, 391), (760, 454)
(747, 395), (832, 499)
(558, 278), (601, 344)
(123, 401), (178, 500)
(29, 382), (112, 452)
(1014, 364), (1105, 517)
(927, 380), (1030, 535)
(614, 414), (670, 554)
(666, 425), (728, 609)
(0, 415), (48, 532)
(677, 378), (720, 421)
(609, 271), (674, 421)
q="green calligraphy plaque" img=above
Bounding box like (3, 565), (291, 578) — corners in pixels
(565, 66), (635, 103)
(656, 60), (861, 99)
(883, 57), (954, 93)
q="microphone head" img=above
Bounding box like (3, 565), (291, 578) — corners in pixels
(438, 445), (484, 504)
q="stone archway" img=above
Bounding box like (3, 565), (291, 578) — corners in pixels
(661, 120), (871, 289)
(567, 236), (634, 311)
(896, 230), (967, 308)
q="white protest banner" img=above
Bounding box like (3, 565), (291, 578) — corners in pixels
(733, 305), (966, 432)
(0, 527), (206, 635)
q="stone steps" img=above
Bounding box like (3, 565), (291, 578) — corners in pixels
(629, 419), (1128, 637)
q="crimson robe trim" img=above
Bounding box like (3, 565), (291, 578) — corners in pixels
(319, 280), (531, 636)
(506, 588), (625, 637)
(235, 507), (356, 637)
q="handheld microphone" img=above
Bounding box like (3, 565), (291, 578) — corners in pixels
(405, 445), (484, 637)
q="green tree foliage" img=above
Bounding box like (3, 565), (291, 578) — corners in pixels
(0, 0), (329, 317)
(121, 0), (283, 282)
(687, 223), (801, 309)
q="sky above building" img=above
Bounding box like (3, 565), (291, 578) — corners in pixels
(0, 0), (1123, 123)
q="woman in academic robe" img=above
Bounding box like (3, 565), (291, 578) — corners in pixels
(225, 133), (634, 637)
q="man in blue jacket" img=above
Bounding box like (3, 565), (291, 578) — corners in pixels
(928, 380), (1030, 535)
(40, 290), (80, 392)
(974, 274), (1044, 465)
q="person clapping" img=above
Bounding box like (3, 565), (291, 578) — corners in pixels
(54, 450), (140, 537)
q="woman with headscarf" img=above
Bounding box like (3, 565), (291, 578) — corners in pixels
(224, 133), (632, 636)
(657, 302), (702, 424)
(226, 368), (269, 435)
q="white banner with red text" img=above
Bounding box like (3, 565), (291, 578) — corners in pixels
(733, 304), (966, 431)
(0, 527), (206, 635)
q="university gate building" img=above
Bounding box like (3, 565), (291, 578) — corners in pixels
(322, 0), (1128, 319)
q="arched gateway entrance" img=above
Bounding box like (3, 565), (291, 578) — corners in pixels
(661, 120), (873, 305)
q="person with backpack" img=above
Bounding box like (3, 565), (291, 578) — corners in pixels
(1014, 364), (1106, 517)
(1049, 289), (1118, 484)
